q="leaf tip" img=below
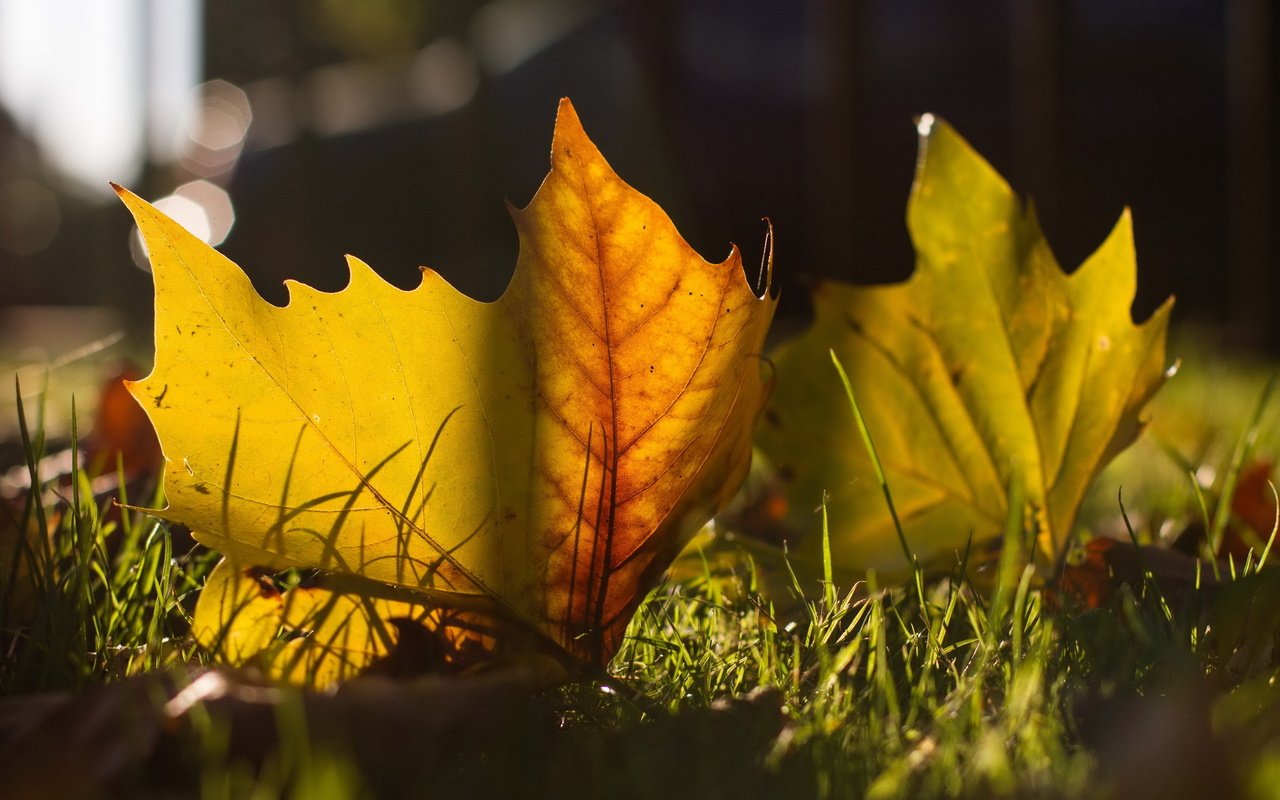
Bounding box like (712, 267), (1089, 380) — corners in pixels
(111, 183), (144, 210)
(550, 97), (595, 167)
(111, 183), (157, 222)
(553, 97), (582, 136)
(1112, 206), (1135, 238)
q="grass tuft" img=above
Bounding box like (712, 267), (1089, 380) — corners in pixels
(7, 341), (1280, 797)
(1, 381), (210, 692)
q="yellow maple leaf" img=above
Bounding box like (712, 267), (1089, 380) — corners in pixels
(121, 99), (776, 678)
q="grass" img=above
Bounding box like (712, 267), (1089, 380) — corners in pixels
(5, 337), (1280, 798)
(1, 382), (211, 692)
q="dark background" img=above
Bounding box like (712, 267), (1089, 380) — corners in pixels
(2, 0), (1277, 348)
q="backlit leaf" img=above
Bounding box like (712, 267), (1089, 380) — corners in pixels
(757, 115), (1171, 578)
(122, 99), (776, 679)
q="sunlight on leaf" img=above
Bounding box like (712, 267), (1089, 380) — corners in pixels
(757, 116), (1171, 579)
(122, 99), (777, 680)
(191, 558), (282, 665)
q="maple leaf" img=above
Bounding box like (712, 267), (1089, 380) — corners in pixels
(120, 98), (776, 679)
(756, 115), (1171, 578)
(192, 558), (467, 685)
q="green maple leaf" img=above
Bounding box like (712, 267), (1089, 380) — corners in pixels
(757, 115), (1172, 578)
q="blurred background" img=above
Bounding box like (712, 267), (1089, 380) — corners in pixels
(0, 0), (1276, 440)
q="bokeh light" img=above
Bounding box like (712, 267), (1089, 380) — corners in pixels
(409, 38), (480, 116)
(180, 79), (253, 177)
(130, 180), (235, 271)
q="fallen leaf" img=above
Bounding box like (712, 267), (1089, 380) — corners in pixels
(1047, 537), (1220, 612)
(757, 115), (1171, 579)
(1048, 538), (1122, 611)
(190, 559), (289, 667)
(191, 558), (541, 685)
(121, 98), (776, 677)
(1218, 459), (1276, 559)
(1171, 460), (1276, 563)
(85, 364), (161, 479)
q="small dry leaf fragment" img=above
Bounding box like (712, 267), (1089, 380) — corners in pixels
(1047, 538), (1219, 612)
(122, 98), (776, 679)
(86, 365), (161, 478)
(1230, 460), (1278, 549)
